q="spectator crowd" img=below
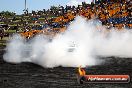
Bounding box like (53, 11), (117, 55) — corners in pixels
(0, 0), (131, 39)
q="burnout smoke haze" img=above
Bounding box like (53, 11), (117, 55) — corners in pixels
(3, 16), (132, 68)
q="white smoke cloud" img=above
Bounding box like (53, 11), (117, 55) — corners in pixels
(67, 0), (93, 6)
(3, 16), (132, 68)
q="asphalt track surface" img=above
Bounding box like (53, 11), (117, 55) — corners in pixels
(0, 45), (132, 88)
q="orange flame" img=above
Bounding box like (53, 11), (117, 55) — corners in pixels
(78, 66), (86, 76)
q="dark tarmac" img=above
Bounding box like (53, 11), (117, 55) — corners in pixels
(0, 45), (132, 88)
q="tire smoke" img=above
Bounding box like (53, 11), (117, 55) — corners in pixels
(3, 16), (132, 68)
